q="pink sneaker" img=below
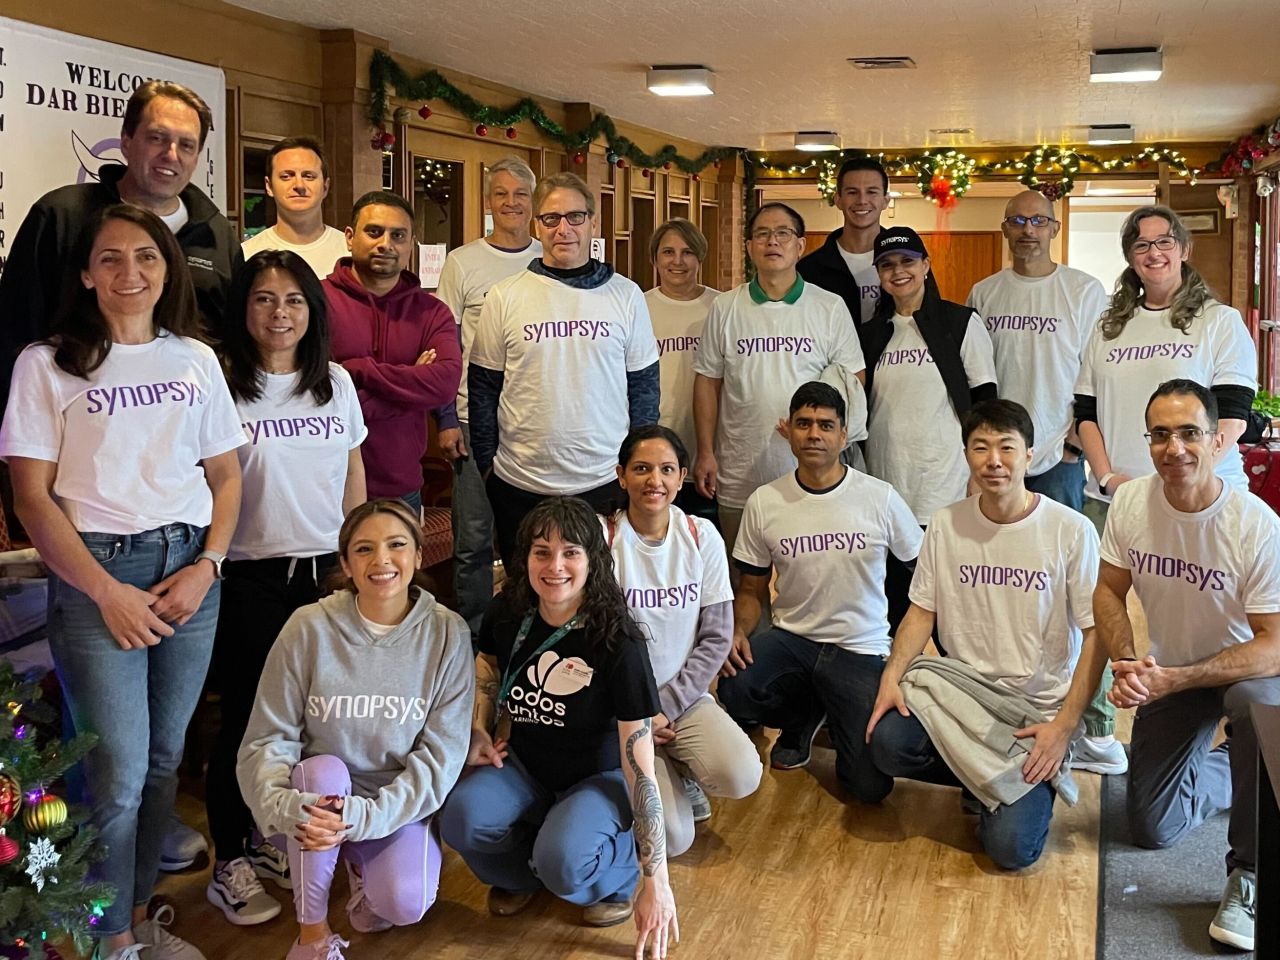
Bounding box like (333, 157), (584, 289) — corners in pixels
(345, 863), (392, 933)
(285, 934), (348, 960)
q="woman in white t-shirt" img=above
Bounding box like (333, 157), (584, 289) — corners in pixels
(609, 425), (762, 856)
(1074, 205), (1256, 528)
(0, 205), (244, 960)
(204, 250), (368, 926)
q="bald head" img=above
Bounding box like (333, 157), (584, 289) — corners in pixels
(1001, 190), (1060, 274)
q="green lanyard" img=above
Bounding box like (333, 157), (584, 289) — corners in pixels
(497, 611), (582, 706)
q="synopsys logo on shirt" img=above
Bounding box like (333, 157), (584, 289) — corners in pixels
(507, 650), (593, 727)
(735, 336), (813, 357)
(876, 348), (934, 368)
(1127, 549), (1227, 591)
(306, 694), (427, 724)
(243, 415), (347, 445)
(984, 314), (1059, 334)
(522, 320), (611, 342)
(1104, 342), (1196, 364)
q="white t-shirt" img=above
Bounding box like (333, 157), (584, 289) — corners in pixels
(159, 201), (189, 235)
(866, 312), (997, 524)
(229, 363), (368, 560)
(242, 225), (349, 281)
(434, 237), (542, 422)
(836, 246), (881, 323)
(645, 286), (719, 460)
(693, 282), (868, 509)
(470, 269), (658, 495)
(734, 468), (922, 654)
(609, 505), (733, 687)
(1100, 475), (1280, 667)
(968, 266), (1106, 476)
(0, 334), (245, 534)
(910, 495), (1099, 715)
(1075, 300), (1256, 501)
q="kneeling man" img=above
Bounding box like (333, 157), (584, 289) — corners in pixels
(718, 382), (922, 801)
(867, 399), (1106, 870)
(1096, 378), (1280, 952)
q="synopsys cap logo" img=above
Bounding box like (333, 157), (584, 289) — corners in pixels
(882, 235), (910, 245)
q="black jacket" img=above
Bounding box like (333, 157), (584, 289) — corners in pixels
(0, 163), (242, 409)
(863, 295), (997, 419)
(797, 227), (886, 346)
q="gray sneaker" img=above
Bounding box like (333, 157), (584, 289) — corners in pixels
(1208, 867), (1255, 951)
(683, 777), (711, 822)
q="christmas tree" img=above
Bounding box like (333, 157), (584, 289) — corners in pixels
(0, 661), (113, 959)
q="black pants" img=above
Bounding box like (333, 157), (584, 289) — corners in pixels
(205, 553), (337, 862)
(485, 472), (621, 570)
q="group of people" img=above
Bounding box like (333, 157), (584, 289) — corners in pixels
(0, 78), (1274, 960)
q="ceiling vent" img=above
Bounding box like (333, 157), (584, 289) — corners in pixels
(848, 57), (917, 70)
(930, 127), (972, 136)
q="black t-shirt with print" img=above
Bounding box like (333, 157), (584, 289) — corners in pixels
(479, 595), (661, 792)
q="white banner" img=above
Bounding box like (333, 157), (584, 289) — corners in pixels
(0, 16), (227, 280)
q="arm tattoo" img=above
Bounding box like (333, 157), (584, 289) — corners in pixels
(625, 719), (666, 877)
(476, 679), (498, 698)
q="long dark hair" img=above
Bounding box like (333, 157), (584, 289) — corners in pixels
(47, 204), (202, 378)
(501, 497), (641, 651)
(326, 498), (433, 595)
(222, 250), (334, 404)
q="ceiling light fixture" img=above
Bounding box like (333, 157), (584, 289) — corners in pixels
(1090, 47), (1163, 83)
(646, 65), (715, 97)
(1088, 123), (1136, 145)
(794, 131), (841, 152)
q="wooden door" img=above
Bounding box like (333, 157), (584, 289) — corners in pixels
(917, 231), (1003, 303)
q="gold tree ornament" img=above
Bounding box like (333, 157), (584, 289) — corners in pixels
(22, 792), (68, 835)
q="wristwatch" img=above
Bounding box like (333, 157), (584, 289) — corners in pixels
(1063, 441), (1084, 458)
(196, 550), (226, 579)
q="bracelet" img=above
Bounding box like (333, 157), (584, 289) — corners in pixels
(1063, 441), (1084, 458)
(1098, 472), (1116, 494)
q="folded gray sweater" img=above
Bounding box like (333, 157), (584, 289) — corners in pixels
(237, 587), (474, 842)
(900, 655), (1079, 812)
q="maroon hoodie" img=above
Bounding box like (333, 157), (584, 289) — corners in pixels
(324, 260), (461, 498)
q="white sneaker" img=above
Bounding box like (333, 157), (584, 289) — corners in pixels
(207, 857), (282, 926)
(94, 945), (150, 960)
(285, 934), (348, 960)
(159, 816), (209, 872)
(247, 838), (292, 890)
(134, 904), (207, 960)
(345, 862), (393, 933)
(1068, 735), (1128, 775)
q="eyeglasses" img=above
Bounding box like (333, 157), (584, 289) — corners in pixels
(534, 211), (589, 228)
(1130, 236), (1179, 255)
(750, 227), (799, 243)
(1003, 215), (1056, 228)
(1144, 426), (1208, 446)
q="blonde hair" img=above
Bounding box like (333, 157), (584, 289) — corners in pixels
(650, 218), (708, 263)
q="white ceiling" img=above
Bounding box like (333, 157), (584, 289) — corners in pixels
(231, 0), (1280, 151)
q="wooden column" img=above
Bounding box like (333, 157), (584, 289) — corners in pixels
(715, 155), (745, 291)
(320, 29), (387, 226)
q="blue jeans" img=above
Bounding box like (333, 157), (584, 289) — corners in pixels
(717, 627), (891, 803)
(1025, 456), (1085, 513)
(438, 756), (638, 904)
(452, 422), (494, 634)
(47, 524), (218, 936)
(397, 489), (423, 516)
(870, 710), (1055, 870)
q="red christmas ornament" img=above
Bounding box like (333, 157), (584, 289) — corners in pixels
(616, 158), (627, 169)
(713, 160), (722, 169)
(0, 832), (18, 866)
(505, 127), (517, 140)
(692, 174), (700, 182)
(381, 130), (396, 148)
(476, 124), (488, 137)
(663, 162), (671, 170)
(572, 152), (585, 164)
(0, 771), (20, 826)
(641, 169), (650, 179)
(417, 105), (432, 120)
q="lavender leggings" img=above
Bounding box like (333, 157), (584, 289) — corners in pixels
(281, 755), (442, 926)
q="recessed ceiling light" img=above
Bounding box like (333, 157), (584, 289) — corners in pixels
(1090, 47), (1163, 83)
(794, 131), (841, 152)
(647, 66), (715, 97)
(1088, 123), (1136, 145)
(930, 128), (972, 136)
(848, 57), (917, 70)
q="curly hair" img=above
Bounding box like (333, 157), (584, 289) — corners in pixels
(500, 497), (642, 652)
(1098, 205), (1216, 341)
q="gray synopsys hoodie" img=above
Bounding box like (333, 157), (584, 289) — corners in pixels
(237, 587), (474, 843)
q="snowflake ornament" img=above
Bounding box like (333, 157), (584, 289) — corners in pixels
(25, 836), (61, 892)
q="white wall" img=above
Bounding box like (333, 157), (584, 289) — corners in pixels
(1065, 197), (1153, 294)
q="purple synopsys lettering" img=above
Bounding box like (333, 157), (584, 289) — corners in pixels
(876, 348), (934, 368)
(735, 336), (814, 357)
(984, 314), (1060, 334)
(522, 319), (611, 343)
(84, 380), (206, 415)
(657, 336), (700, 356)
(779, 531), (867, 556)
(1104, 342), (1196, 364)
(1126, 548), (1227, 591)
(624, 583), (701, 609)
(958, 564), (1049, 592)
(860, 285), (881, 301)
(242, 415), (347, 445)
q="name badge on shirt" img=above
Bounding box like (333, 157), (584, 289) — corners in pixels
(562, 661), (594, 686)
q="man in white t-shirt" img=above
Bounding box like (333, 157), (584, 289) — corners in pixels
(241, 136), (349, 280)
(1096, 379), (1280, 952)
(798, 157), (890, 329)
(866, 399), (1107, 870)
(693, 202), (867, 558)
(967, 190), (1122, 777)
(718, 382), (921, 797)
(434, 157), (542, 632)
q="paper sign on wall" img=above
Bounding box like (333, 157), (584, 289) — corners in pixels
(418, 243), (448, 288)
(591, 237), (606, 262)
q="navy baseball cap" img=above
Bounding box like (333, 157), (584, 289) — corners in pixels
(873, 227), (929, 265)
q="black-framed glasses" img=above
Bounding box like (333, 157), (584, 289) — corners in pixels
(1144, 426), (1208, 446)
(1130, 236), (1179, 255)
(1003, 215), (1056, 228)
(750, 227), (799, 243)
(535, 211), (589, 228)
